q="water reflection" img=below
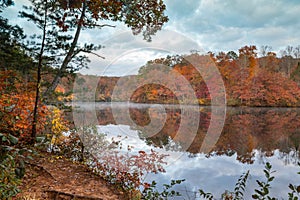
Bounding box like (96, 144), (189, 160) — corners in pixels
(72, 103), (300, 198)
(91, 103), (300, 165)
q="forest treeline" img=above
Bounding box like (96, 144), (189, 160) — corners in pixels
(74, 45), (300, 107)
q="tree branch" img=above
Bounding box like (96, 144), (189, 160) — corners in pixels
(88, 51), (105, 59)
(83, 21), (116, 28)
(94, 23), (116, 28)
(72, 49), (105, 59)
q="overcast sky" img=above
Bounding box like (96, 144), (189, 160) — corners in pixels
(3, 0), (300, 76)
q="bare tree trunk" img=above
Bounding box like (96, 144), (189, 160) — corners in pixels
(31, 0), (48, 144)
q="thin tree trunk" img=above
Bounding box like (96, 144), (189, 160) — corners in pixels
(43, 1), (86, 98)
(31, 0), (48, 144)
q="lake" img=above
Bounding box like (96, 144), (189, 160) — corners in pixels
(72, 102), (300, 199)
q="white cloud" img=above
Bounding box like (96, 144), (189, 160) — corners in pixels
(80, 29), (201, 76)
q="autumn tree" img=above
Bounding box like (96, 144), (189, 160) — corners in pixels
(19, 0), (168, 142)
(238, 45), (258, 79)
(0, 2), (50, 143)
(0, 71), (49, 143)
(258, 51), (279, 72)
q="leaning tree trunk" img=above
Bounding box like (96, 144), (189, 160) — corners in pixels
(43, 1), (86, 98)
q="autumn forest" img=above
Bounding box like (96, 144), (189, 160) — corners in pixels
(74, 45), (300, 107)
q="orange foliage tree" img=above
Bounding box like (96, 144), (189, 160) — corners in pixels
(0, 70), (49, 143)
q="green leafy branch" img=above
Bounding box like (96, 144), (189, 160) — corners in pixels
(252, 162), (276, 200)
(142, 179), (185, 200)
(288, 162), (300, 200)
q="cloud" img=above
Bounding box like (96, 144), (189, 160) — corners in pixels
(1, 0), (38, 33)
(163, 0), (300, 54)
(2, 0), (300, 75)
(164, 0), (201, 19)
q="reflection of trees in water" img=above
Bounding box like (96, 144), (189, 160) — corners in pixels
(278, 149), (299, 165)
(209, 108), (300, 164)
(138, 130), (183, 152)
(94, 105), (300, 164)
(276, 131), (300, 165)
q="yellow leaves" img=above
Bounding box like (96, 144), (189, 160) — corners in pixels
(50, 135), (57, 145)
(198, 98), (205, 105)
(48, 107), (69, 147)
(51, 107), (69, 137)
(55, 156), (63, 160)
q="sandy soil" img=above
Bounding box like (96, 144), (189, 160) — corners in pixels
(16, 153), (128, 200)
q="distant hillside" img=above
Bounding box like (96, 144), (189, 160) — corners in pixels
(64, 74), (120, 102)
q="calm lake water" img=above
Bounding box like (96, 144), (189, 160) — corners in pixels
(72, 102), (300, 199)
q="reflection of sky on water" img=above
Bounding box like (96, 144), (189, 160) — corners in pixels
(97, 124), (299, 199)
